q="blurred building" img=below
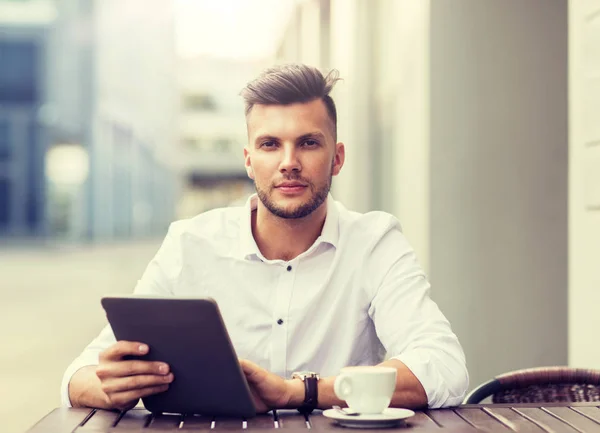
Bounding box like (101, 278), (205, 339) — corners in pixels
(85, 0), (178, 240)
(0, 0), (55, 238)
(278, 0), (571, 390)
(0, 0), (179, 242)
(175, 56), (262, 218)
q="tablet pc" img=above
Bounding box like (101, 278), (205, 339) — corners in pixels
(101, 296), (257, 418)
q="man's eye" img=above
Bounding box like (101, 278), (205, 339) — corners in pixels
(261, 141), (277, 148)
(302, 139), (318, 147)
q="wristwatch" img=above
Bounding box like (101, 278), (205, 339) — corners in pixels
(291, 371), (320, 414)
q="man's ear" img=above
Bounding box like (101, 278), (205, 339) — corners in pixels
(244, 147), (254, 180)
(332, 142), (345, 176)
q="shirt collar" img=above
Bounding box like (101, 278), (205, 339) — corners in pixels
(238, 193), (340, 261)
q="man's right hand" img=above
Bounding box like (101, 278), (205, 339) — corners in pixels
(69, 341), (174, 410)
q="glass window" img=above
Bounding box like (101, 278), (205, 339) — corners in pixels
(182, 138), (197, 148)
(0, 178), (10, 228)
(214, 138), (231, 152)
(0, 41), (38, 103)
(183, 94), (217, 112)
(0, 119), (10, 161)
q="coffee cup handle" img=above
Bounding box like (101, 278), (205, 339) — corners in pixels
(334, 374), (353, 400)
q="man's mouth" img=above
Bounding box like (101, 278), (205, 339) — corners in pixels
(275, 181), (308, 194)
(276, 181), (307, 188)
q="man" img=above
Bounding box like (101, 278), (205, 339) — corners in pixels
(62, 64), (468, 413)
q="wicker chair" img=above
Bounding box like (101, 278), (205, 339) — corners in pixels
(463, 367), (600, 404)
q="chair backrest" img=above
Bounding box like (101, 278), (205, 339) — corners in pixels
(463, 367), (600, 404)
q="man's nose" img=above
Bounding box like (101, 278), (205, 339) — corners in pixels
(279, 146), (301, 173)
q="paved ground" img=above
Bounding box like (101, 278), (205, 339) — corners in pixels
(0, 239), (163, 433)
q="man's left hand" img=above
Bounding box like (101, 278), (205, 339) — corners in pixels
(239, 359), (303, 413)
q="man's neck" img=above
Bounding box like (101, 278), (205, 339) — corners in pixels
(251, 202), (327, 262)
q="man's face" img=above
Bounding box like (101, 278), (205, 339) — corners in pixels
(244, 99), (345, 219)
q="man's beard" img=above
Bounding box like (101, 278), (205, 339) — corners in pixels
(255, 164), (333, 219)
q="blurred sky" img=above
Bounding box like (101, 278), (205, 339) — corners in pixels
(175, 0), (299, 59)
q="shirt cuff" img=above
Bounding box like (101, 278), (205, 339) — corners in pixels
(391, 350), (462, 409)
(60, 360), (99, 407)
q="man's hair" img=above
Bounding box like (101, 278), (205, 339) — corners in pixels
(240, 64), (341, 139)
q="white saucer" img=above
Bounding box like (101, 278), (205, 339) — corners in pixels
(322, 408), (416, 429)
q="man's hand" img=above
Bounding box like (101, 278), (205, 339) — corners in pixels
(239, 359), (304, 412)
(93, 341), (174, 411)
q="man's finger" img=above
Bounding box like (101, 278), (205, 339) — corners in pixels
(96, 360), (169, 380)
(239, 359), (256, 374)
(99, 341), (149, 362)
(101, 373), (174, 394)
(239, 359), (267, 384)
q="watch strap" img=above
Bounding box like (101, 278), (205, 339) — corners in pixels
(297, 375), (318, 414)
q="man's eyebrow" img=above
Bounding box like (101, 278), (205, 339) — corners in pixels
(297, 132), (326, 141)
(254, 134), (279, 143)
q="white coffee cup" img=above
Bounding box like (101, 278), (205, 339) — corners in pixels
(333, 366), (397, 414)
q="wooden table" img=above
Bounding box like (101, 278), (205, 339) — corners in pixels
(24, 403), (600, 432)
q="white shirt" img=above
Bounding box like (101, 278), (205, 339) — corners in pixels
(61, 194), (468, 408)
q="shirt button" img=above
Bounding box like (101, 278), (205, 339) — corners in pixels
(286, 265), (292, 271)
(277, 319), (284, 325)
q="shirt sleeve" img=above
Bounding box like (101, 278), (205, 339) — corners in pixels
(366, 222), (469, 408)
(60, 223), (182, 407)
